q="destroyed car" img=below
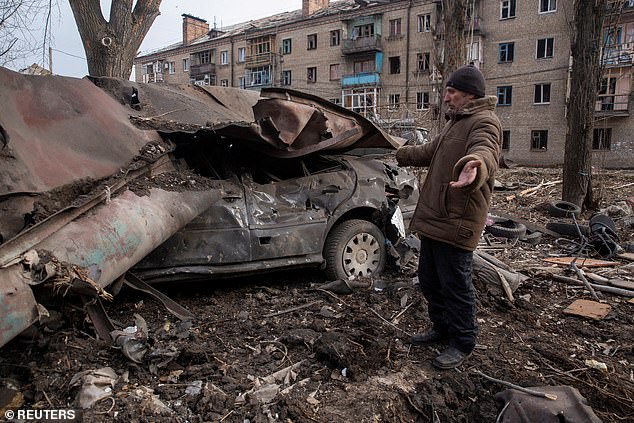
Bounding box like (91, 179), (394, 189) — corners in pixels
(132, 141), (418, 283)
(0, 67), (418, 347)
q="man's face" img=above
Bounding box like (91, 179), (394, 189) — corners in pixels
(443, 86), (475, 112)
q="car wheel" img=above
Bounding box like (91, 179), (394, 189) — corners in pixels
(324, 219), (386, 281)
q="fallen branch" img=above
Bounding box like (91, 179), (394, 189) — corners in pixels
(369, 308), (411, 336)
(570, 262), (599, 300)
(474, 370), (558, 400)
(548, 273), (634, 297)
(505, 180), (562, 201)
(263, 301), (321, 318)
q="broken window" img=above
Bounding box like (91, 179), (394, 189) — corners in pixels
(417, 52), (430, 71)
(502, 130), (510, 150)
(417, 14), (431, 32)
(593, 128), (612, 150)
(531, 130), (548, 150)
(307, 34), (317, 50)
(389, 56), (401, 74)
(388, 94), (400, 111)
(307, 67), (317, 83)
(353, 24), (374, 38)
(416, 92), (430, 110)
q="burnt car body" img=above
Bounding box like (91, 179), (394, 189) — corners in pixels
(0, 67), (418, 347)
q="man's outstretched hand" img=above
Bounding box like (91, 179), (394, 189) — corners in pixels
(449, 160), (481, 188)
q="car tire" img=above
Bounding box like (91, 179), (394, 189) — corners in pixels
(547, 200), (581, 218)
(484, 218), (527, 240)
(324, 219), (386, 281)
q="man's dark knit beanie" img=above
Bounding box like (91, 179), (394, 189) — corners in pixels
(446, 64), (486, 98)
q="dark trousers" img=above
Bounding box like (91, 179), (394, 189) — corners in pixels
(417, 235), (478, 353)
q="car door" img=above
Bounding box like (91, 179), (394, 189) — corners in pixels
(243, 156), (355, 261)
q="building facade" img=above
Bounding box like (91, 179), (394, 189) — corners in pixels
(134, 0), (634, 168)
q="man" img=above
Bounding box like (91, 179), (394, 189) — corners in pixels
(396, 64), (501, 369)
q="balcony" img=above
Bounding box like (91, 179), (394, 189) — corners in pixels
(342, 35), (382, 55)
(341, 72), (380, 88)
(190, 63), (216, 78)
(601, 43), (634, 67)
(245, 52), (274, 68)
(595, 93), (630, 116)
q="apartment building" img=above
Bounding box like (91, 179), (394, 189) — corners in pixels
(134, 0), (634, 168)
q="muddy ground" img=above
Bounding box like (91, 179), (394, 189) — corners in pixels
(1, 166), (634, 422)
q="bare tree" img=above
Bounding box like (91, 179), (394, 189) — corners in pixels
(562, 0), (608, 209)
(0, 0), (51, 67)
(69, 0), (161, 79)
(431, 0), (468, 132)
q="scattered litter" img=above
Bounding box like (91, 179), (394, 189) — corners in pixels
(585, 359), (608, 372)
(69, 367), (117, 409)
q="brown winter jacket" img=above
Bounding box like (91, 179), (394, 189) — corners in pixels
(396, 96), (501, 251)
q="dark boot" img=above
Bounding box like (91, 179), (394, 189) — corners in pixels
(432, 346), (471, 369)
(409, 329), (447, 345)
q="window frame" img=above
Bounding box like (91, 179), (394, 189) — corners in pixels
(307, 66), (317, 83)
(388, 93), (401, 111)
(539, 0), (557, 13)
(536, 37), (554, 59)
(498, 42), (515, 63)
(282, 38), (292, 55)
(237, 47), (246, 63)
(329, 63), (340, 81)
(389, 18), (402, 37)
(330, 30), (341, 46)
(417, 14), (431, 32)
(534, 83), (551, 104)
(531, 130), (549, 150)
(182, 58), (189, 72)
(416, 91), (430, 110)
(220, 50), (229, 65)
(500, 0), (516, 19)
(497, 86), (513, 106)
(282, 70), (292, 86)
(307, 34), (317, 50)
(417, 52), (431, 71)
(592, 128), (612, 150)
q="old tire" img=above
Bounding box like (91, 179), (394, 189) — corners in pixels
(545, 222), (590, 238)
(548, 201), (581, 218)
(324, 219), (386, 280)
(485, 218), (527, 240)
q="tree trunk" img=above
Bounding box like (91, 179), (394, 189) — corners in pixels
(562, 0), (606, 209)
(432, 0), (467, 132)
(69, 0), (161, 79)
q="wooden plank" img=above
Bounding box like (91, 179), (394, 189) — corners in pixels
(542, 257), (619, 267)
(563, 299), (612, 320)
(617, 252), (634, 262)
